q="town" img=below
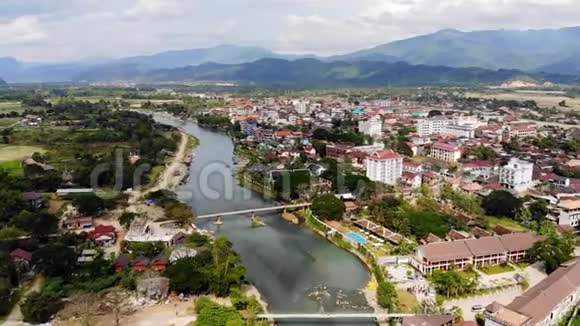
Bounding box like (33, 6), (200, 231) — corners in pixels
(0, 84), (578, 326)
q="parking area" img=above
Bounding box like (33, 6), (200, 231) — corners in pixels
(444, 262), (547, 321)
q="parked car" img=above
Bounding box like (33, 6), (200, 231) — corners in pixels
(471, 305), (485, 312)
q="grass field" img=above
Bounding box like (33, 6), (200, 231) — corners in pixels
(0, 145), (46, 162)
(0, 160), (23, 176)
(465, 92), (580, 111)
(481, 264), (515, 275)
(487, 216), (528, 232)
(396, 290), (418, 312)
(0, 118), (20, 128)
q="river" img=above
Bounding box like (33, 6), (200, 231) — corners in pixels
(152, 113), (374, 325)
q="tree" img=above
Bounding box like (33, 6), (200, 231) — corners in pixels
(21, 292), (62, 324)
(528, 200), (548, 223)
(377, 280), (397, 310)
(482, 190), (522, 218)
(165, 203), (194, 227)
(165, 257), (209, 294)
(32, 243), (77, 278)
(72, 193), (105, 216)
(311, 194), (345, 220)
(119, 212), (138, 229)
(428, 110), (442, 117)
(194, 299), (243, 326)
(529, 232), (575, 274)
(11, 210), (58, 237)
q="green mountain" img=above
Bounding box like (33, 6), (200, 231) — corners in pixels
(124, 58), (579, 87)
(336, 27), (580, 71)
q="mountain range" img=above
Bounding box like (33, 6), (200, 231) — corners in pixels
(2, 26), (580, 84)
(117, 58), (580, 87)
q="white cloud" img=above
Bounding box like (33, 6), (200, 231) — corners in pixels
(0, 0), (580, 61)
(0, 16), (46, 45)
(125, 0), (183, 18)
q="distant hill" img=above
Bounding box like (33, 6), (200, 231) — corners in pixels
(0, 77), (7, 86)
(338, 27), (580, 71)
(536, 55), (580, 76)
(97, 58), (579, 87)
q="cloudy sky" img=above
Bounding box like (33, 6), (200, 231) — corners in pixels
(1, 0), (579, 62)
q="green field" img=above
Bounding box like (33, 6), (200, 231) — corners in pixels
(487, 216), (529, 232)
(481, 264), (515, 275)
(0, 160), (23, 176)
(0, 118), (20, 128)
(0, 145), (46, 162)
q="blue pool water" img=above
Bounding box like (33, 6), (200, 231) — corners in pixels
(346, 232), (367, 245)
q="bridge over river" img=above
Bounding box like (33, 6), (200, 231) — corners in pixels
(256, 313), (416, 321)
(195, 203), (311, 219)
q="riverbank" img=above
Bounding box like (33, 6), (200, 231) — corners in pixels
(300, 209), (390, 317)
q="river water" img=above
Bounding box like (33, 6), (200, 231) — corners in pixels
(152, 113), (373, 325)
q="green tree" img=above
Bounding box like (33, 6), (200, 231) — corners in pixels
(72, 193), (105, 216)
(119, 211), (138, 228)
(482, 190), (522, 218)
(528, 200), (548, 223)
(11, 210), (58, 237)
(166, 203), (195, 227)
(21, 292), (62, 324)
(165, 257), (209, 294)
(529, 232), (575, 274)
(194, 298), (243, 326)
(32, 243), (77, 278)
(311, 194), (345, 220)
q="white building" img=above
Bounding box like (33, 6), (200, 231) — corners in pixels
(358, 117), (383, 137)
(292, 100), (309, 115)
(416, 116), (454, 137)
(430, 142), (462, 162)
(441, 124), (476, 138)
(499, 158), (534, 193)
(485, 258), (580, 326)
(555, 199), (580, 228)
(366, 150), (403, 185)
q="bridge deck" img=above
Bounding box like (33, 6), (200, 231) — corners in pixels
(196, 203), (311, 219)
(255, 313), (415, 319)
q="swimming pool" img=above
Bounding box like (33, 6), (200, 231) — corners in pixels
(346, 231), (367, 245)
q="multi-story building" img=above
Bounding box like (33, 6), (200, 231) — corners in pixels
(500, 158), (534, 193)
(485, 258), (580, 326)
(416, 116), (454, 137)
(292, 100), (309, 115)
(506, 122), (538, 139)
(555, 198), (580, 228)
(358, 117), (383, 137)
(411, 233), (541, 274)
(441, 124), (476, 138)
(366, 150), (403, 185)
(430, 142), (462, 162)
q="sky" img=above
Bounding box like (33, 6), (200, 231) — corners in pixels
(1, 0), (580, 62)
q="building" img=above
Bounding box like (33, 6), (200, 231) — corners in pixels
(416, 116), (454, 137)
(555, 198), (580, 228)
(358, 117), (382, 137)
(500, 158), (534, 193)
(441, 124), (476, 138)
(411, 233), (541, 274)
(507, 123), (538, 139)
(366, 150), (403, 185)
(88, 225), (117, 246)
(484, 258), (580, 326)
(326, 143), (353, 161)
(430, 142), (462, 162)
(403, 315), (454, 326)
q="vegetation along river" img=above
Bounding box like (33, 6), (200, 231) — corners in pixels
(152, 113), (374, 325)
